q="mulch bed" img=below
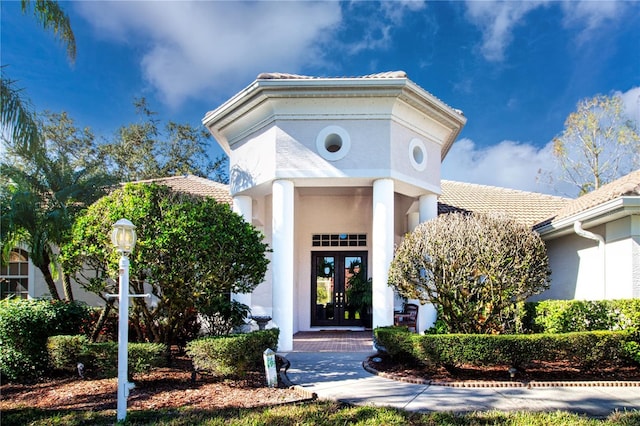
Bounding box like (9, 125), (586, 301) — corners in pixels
(0, 355), (308, 412)
(366, 352), (640, 384)
(4, 352), (640, 413)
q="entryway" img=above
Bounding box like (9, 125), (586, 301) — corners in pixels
(292, 331), (373, 352)
(311, 251), (368, 327)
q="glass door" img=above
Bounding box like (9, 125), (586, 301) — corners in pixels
(311, 251), (367, 327)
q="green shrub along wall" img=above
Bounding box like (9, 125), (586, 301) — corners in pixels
(374, 327), (639, 370)
(0, 299), (91, 382)
(388, 298), (640, 369)
(524, 299), (640, 333)
(47, 335), (167, 379)
(186, 328), (279, 377)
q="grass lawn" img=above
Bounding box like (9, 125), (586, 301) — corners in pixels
(4, 401), (640, 425)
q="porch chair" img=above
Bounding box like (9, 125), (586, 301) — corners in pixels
(394, 303), (419, 332)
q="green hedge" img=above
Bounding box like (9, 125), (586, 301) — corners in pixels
(0, 299), (90, 382)
(375, 326), (637, 370)
(186, 328), (279, 377)
(524, 299), (640, 333)
(47, 335), (167, 378)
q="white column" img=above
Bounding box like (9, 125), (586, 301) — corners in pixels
(407, 212), (420, 232)
(419, 193), (438, 224)
(416, 193), (439, 332)
(232, 196), (253, 310)
(372, 179), (395, 329)
(272, 180), (294, 351)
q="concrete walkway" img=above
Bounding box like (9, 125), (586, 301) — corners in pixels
(280, 332), (640, 417)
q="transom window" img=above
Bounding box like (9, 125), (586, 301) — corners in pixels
(312, 234), (367, 247)
(1, 249), (29, 299)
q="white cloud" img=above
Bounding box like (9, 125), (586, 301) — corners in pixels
(560, 0), (628, 44)
(616, 86), (640, 127)
(75, 2), (342, 107)
(463, 0), (628, 62)
(442, 138), (574, 196)
(341, 0), (426, 56)
(463, 1), (547, 62)
(380, 0), (426, 25)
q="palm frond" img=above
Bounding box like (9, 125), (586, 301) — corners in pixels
(21, 0), (76, 63)
(0, 76), (40, 154)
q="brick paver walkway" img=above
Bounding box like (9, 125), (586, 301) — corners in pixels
(292, 331), (373, 352)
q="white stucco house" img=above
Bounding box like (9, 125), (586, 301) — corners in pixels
(3, 72), (638, 352)
(201, 71), (467, 350)
(533, 170), (640, 301)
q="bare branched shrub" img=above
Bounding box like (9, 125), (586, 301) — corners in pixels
(388, 213), (551, 334)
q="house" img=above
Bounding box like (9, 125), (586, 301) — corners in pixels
(533, 170), (640, 301)
(3, 72), (638, 353)
(438, 174), (640, 301)
(202, 71), (467, 350)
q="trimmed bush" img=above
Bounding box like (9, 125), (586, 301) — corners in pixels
(388, 212), (550, 334)
(83, 342), (118, 378)
(46, 335), (167, 378)
(374, 327), (636, 370)
(374, 326), (420, 361)
(48, 335), (88, 372)
(0, 299), (90, 382)
(187, 328), (279, 377)
(128, 342), (167, 375)
(526, 299), (640, 333)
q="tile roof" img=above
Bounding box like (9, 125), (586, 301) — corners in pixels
(439, 180), (570, 228)
(551, 169), (640, 222)
(132, 175), (232, 204)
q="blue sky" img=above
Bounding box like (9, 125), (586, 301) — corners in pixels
(1, 1), (639, 196)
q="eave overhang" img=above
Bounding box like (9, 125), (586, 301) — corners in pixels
(536, 196), (640, 240)
(202, 75), (466, 159)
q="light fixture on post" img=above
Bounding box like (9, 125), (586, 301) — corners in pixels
(111, 219), (136, 422)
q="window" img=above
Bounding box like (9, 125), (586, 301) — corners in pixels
(1, 249), (29, 299)
(316, 125), (351, 161)
(312, 234), (367, 247)
(409, 138), (427, 171)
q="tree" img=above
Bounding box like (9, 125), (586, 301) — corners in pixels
(551, 94), (640, 196)
(1, 111), (114, 300)
(388, 213), (550, 334)
(1, 0), (76, 155)
(100, 98), (228, 183)
(62, 183), (269, 347)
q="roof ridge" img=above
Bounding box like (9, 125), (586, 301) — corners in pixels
(256, 71), (408, 80)
(551, 168), (640, 221)
(441, 180), (571, 200)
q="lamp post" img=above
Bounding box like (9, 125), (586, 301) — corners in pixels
(111, 219), (137, 422)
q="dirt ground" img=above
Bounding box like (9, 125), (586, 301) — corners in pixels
(3, 353), (640, 412)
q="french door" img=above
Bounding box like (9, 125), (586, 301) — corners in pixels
(311, 251), (367, 327)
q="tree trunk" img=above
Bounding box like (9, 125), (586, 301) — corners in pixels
(39, 266), (60, 300)
(32, 250), (60, 300)
(90, 300), (114, 343)
(62, 273), (74, 301)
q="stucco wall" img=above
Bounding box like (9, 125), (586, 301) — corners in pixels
(248, 194), (274, 319)
(294, 189), (373, 331)
(605, 216), (639, 299)
(535, 230), (603, 301)
(276, 119), (392, 174)
(389, 121), (441, 192)
(539, 216), (640, 301)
